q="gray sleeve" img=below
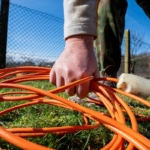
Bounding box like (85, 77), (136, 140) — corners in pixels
(63, 0), (99, 39)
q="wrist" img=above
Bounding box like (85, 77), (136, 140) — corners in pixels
(66, 34), (94, 40)
(65, 35), (94, 48)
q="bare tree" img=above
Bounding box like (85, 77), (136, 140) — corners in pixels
(130, 32), (145, 73)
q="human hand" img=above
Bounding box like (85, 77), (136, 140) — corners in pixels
(49, 35), (99, 98)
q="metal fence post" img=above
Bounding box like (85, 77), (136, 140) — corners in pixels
(0, 0), (10, 68)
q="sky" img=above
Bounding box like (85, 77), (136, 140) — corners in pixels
(10, 0), (64, 18)
(9, 0), (150, 38)
(125, 0), (150, 44)
(8, 0), (150, 62)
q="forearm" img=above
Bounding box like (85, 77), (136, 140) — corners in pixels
(63, 0), (100, 39)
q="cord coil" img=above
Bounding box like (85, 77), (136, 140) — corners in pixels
(0, 66), (150, 150)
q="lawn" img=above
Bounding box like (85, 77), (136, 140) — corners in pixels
(0, 78), (150, 150)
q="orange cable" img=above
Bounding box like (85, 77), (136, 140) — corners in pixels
(0, 66), (150, 150)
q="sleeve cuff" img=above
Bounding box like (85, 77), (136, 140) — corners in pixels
(64, 23), (97, 40)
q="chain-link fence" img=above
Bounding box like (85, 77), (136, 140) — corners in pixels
(0, 1), (150, 77)
(5, 1), (64, 68)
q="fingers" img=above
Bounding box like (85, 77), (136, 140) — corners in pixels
(65, 85), (76, 96)
(74, 69), (99, 98)
(49, 69), (56, 85)
(65, 72), (91, 98)
(76, 81), (90, 99)
(50, 69), (65, 87)
(49, 66), (98, 99)
(50, 68), (76, 96)
(56, 76), (64, 87)
(76, 69), (99, 98)
(49, 69), (88, 98)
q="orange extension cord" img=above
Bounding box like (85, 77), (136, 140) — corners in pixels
(0, 66), (150, 150)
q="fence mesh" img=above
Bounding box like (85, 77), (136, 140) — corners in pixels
(1, 1), (150, 77)
(6, 3), (64, 68)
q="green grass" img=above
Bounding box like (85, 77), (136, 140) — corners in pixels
(0, 80), (150, 150)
